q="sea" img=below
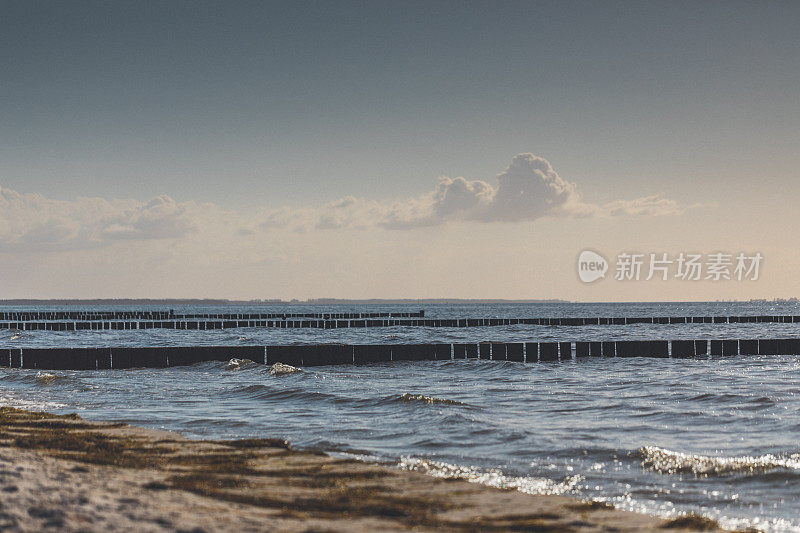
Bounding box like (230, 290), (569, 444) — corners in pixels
(2, 301), (800, 532)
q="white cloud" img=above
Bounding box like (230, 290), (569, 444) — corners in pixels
(251, 153), (686, 230)
(0, 153), (687, 253)
(602, 194), (682, 217)
(0, 186), (199, 252)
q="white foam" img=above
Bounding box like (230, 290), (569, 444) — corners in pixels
(640, 446), (800, 476)
(397, 456), (581, 496)
(226, 358), (255, 371)
(269, 362), (301, 376)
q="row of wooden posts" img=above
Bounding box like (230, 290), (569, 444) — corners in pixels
(0, 310), (425, 321)
(3, 338), (799, 370)
(3, 315), (800, 331)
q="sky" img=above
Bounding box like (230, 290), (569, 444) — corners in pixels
(1, 0), (798, 301)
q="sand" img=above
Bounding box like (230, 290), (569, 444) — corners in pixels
(0, 407), (728, 532)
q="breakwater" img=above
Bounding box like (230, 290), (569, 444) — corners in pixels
(0, 310), (424, 322)
(2, 314), (800, 331)
(4, 338), (800, 369)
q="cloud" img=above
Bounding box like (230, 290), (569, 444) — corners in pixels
(259, 153), (685, 230)
(99, 195), (198, 241)
(602, 194), (682, 217)
(482, 153), (577, 221)
(0, 186), (199, 252)
(0, 153), (687, 252)
(314, 196), (386, 230)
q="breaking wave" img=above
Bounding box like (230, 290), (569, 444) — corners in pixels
(396, 393), (468, 406)
(0, 371), (82, 388)
(36, 372), (60, 385)
(639, 446), (800, 476)
(269, 362), (301, 375)
(225, 358), (258, 371)
(398, 457), (582, 496)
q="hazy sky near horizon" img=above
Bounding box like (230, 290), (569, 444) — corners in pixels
(1, 0), (798, 300)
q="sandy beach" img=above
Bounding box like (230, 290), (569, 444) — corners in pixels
(0, 406), (729, 532)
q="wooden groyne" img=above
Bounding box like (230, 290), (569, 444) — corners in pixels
(3, 339), (800, 369)
(2, 314), (799, 331)
(0, 310), (424, 322)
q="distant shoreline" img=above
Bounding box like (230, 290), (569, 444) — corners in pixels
(0, 298), (570, 306)
(0, 298), (792, 306)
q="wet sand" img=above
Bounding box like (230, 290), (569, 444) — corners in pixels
(0, 407), (728, 532)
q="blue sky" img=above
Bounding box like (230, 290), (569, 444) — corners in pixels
(1, 1), (798, 299)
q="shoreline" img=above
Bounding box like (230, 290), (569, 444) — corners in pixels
(0, 407), (728, 532)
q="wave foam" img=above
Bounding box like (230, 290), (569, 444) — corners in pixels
(35, 372), (58, 385)
(639, 446), (800, 476)
(396, 393), (467, 406)
(226, 358), (256, 371)
(398, 457), (581, 495)
(269, 362), (301, 376)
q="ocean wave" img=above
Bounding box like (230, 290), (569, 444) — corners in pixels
(226, 384), (340, 403)
(225, 358), (258, 371)
(437, 359), (526, 373)
(685, 392), (774, 406)
(0, 371), (82, 388)
(36, 372), (60, 385)
(269, 362), (301, 375)
(398, 457), (582, 495)
(639, 446), (800, 476)
(309, 441), (384, 458)
(2, 330), (32, 341)
(0, 394), (67, 411)
(395, 393), (468, 406)
(224, 384), (464, 410)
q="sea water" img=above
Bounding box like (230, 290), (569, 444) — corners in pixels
(2, 301), (800, 531)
